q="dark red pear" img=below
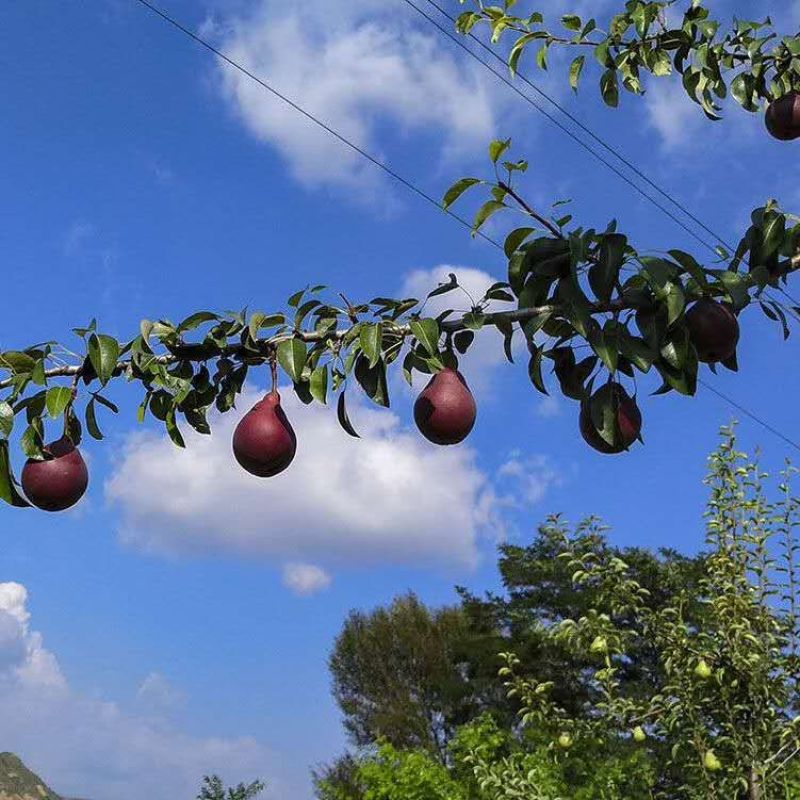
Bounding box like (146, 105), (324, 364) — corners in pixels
(579, 384), (641, 455)
(232, 390), (297, 477)
(414, 367), (477, 445)
(765, 92), (800, 141)
(686, 299), (739, 364)
(21, 437), (89, 512)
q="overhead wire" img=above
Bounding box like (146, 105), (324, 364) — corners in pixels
(131, 0), (502, 250)
(127, 0), (800, 453)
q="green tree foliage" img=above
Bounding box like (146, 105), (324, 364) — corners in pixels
(457, 0), (800, 117)
(329, 594), (479, 761)
(196, 775), (265, 800)
(320, 428), (800, 799)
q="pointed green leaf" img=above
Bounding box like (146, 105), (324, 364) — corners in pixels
(45, 386), (73, 419)
(87, 334), (120, 386)
(277, 339), (307, 383)
(337, 392), (360, 438)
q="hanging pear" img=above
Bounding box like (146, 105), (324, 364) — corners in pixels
(21, 437), (89, 512)
(414, 367), (476, 445)
(232, 390), (297, 477)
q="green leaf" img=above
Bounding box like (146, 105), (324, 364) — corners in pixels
(337, 392), (359, 438)
(277, 339), (307, 383)
(489, 139), (512, 163)
(248, 312), (286, 342)
(359, 323), (383, 368)
(45, 386), (73, 419)
(443, 178), (481, 210)
(453, 330), (475, 354)
(590, 325), (619, 373)
(0, 440), (30, 508)
(88, 334), (120, 386)
(569, 55), (586, 91)
(600, 69), (619, 107)
(473, 200), (506, 233)
(528, 346), (548, 395)
(310, 364), (328, 404)
(0, 351), (36, 375)
(561, 14), (582, 31)
(85, 398), (103, 441)
(165, 409), (186, 448)
(589, 233), (627, 303)
(410, 318), (441, 359)
(668, 249), (709, 288)
(428, 274), (459, 298)
(504, 227), (536, 259)
(177, 311), (219, 333)
(354, 356), (389, 408)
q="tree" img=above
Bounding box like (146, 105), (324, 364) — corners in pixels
(319, 428), (800, 799)
(197, 775), (265, 800)
(2, 3), (800, 511)
(329, 594), (478, 762)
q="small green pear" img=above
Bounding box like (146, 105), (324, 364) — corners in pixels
(632, 726), (647, 743)
(704, 750), (722, 772)
(694, 660), (713, 680)
(557, 733), (573, 750)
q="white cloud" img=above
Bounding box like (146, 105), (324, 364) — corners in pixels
(497, 453), (561, 505)
(282, 563), (332, 596)
(0, 582), (278, 800)
(644, 79), (703, 151)
(535, 395), (561, 419)
(106, 387), (500, 571)
(212, 0), (502, 192)
(137, 671), (185, 713)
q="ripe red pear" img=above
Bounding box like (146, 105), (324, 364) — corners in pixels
(21, 437), (89, 512)
(686, 299), (739, 364)
(414, 367), (476, 445)
(579, 384), (641, 455)
(232, 390), (297, 477)
(765, 92), (800, 141)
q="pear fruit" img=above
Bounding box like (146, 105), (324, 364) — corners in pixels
(704, 750), (722, 772)
(232, 391), (297, 477)
(686, 299), (739, 364)
(21, 437), (89, 512)
(414, 367), (476, 445)
(557, 733), (573, 750)
(765, 92), (800, 141)
(633, 726), (647, 743)
(694, 659), (713, 680)
(579, 384), (642, 455)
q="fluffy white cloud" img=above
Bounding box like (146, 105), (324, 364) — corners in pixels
(211, 0), (502, 191)
(107, 387), (500, 570)
(282, 563), (332, 596)
(644, 79), (704, 151)
(0, 583), (277, 800)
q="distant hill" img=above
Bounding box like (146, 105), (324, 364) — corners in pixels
(0, 752), (63, 800)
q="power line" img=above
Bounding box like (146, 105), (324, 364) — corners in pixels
(130, 0), (502, 250)
(699, 378), (800, 454)
(127, 0), (800, 453)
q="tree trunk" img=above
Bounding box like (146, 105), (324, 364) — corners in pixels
(748, 766), (761, 800)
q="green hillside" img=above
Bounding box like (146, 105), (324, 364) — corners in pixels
(0, 753), (62, 800)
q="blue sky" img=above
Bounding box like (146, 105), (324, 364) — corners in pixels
(1, 0), (800, 797)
